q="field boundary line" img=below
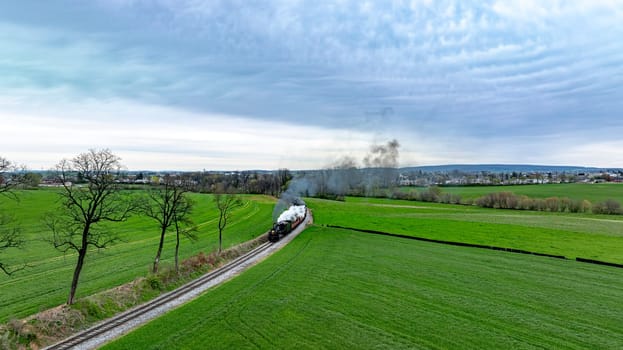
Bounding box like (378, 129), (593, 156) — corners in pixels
(575, 257), (623, 269)
(326, 224), (568, 258)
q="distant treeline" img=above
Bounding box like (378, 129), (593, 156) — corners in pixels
(199, 168), (623, 216)
(189, 169), (292, 196)
(46, 169), (294, 197)
(32, 166), (623, 216)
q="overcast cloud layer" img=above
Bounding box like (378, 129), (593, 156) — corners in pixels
(1, 1), (622, 170)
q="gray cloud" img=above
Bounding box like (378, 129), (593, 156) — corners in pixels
(1, 1), (622, 168)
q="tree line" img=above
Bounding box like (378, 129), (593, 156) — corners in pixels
(1, 150), (242, 305)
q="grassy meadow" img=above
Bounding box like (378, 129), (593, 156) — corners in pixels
(104, 226), (623, 349)
(0, 188), (275, 322)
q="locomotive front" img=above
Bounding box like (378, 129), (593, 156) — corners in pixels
(268, 204), (306, 242)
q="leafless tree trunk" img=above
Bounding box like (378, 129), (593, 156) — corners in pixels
(214, 189), (242, 253)
(174, 217), (180, 272)
(140, 175), (195, 274)
(46, 149), (133, 305)
(172, 210), (197, 273)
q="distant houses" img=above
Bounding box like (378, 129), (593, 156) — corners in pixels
(398, 169), (622, 187)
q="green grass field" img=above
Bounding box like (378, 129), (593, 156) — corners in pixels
(5, 184), (623, 348)
(405, 183), (623, 203)
(307, 197), (623, 263)
(0, 189), (275, 322)
(104, 226), (623, 349)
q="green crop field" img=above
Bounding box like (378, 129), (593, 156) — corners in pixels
(404, 183), (623, 203)
(104, 226), (623, 349)
(307, 197), (623, 264)
(0, 189), (275, 322)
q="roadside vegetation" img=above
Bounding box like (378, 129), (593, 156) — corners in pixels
(0, 235), (268, 348)
(103, 226), (623, 349)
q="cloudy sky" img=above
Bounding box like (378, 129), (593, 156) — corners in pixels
(1, 1), (622, 170)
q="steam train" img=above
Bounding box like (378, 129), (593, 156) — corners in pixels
(268, 204), (307, 242)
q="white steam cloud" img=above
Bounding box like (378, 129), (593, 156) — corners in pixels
(276, 204), (307, 223)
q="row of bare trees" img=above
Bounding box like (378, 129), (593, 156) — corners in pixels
(474, 192), (593, 213)
(141, 175), (196, 275)
(2, 150), (242, 305)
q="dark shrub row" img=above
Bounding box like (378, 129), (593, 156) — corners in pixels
(391, 187), (622, 216)
(591, 199), (622, 215)
(474, 192), (593, 213)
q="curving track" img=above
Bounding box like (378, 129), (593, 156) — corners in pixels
(44, 209), (312, 350)
(45, 241), (272, 350)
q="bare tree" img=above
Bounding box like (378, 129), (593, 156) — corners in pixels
(0, 217), (22, 275)
(214, 189), (242, 253)
(0, 156), (24, 275)
(0, 156), (19, 199)
(46, 149), (133, 305)
(141, 175), (196, 274)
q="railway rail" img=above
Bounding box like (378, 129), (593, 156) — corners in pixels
(45, 208), (311, 349)
(44, 241), (274, 350)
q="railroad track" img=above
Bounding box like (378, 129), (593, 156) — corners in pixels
(45, 241), (273, 350)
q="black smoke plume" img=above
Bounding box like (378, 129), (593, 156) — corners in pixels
(272, 139), (401, 220)
(363, 139), (400, 168)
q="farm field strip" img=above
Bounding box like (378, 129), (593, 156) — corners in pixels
(380, 212), (623, 237)
(306, 197), (623, 264)
(103, 227), (623, 349)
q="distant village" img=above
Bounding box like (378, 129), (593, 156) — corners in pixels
(397, 169), (623, 186)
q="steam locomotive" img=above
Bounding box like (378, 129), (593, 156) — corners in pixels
(268, 204), (307, 242)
